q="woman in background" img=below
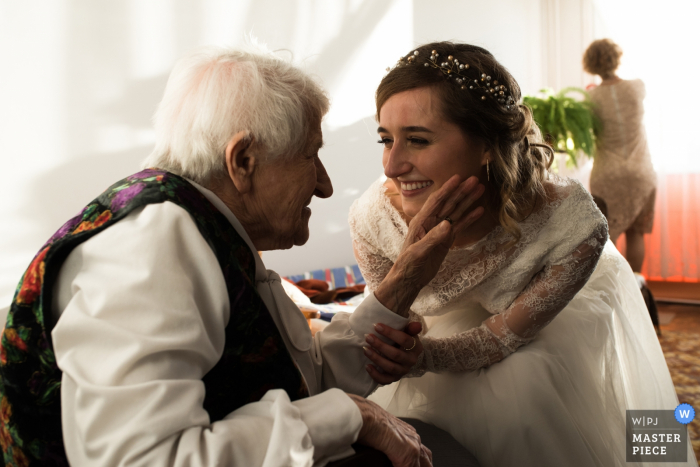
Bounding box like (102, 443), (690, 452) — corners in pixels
(584, 38), (657, 274)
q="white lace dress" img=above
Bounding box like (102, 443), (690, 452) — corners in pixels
(349, 177), (693, 467)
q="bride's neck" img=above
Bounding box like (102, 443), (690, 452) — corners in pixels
(453, 185), (547, 248)
(452, 198), (500, 248)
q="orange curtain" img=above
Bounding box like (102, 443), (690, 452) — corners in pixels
(616, 173), (700, 282)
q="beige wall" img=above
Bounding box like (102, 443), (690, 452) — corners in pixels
(0, 0), (599, 303)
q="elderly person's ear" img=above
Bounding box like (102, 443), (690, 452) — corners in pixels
(225, 130), (257, 194)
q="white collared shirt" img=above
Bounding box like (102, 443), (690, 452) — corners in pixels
(51, 181), (408, 467)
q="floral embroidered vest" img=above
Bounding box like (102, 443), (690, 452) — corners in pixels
(0, 169), (309, 466)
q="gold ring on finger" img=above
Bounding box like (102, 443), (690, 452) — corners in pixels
(404, 337), (416, 351)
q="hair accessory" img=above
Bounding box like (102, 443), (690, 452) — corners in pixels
(394, 50), (516, 111)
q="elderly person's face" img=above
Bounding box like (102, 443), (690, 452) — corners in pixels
(221, 122), (332, 251)
(255, 125), (332, 248)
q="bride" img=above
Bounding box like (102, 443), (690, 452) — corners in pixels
(349, 42), (695, 466)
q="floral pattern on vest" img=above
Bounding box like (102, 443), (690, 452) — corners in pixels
(0, 169), (308, 466)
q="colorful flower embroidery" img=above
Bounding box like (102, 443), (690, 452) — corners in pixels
(111, 182), (145, 211)
(0, 395), (28, 467)
(16, 249), (48, 305)
(3, 330), (27, 353)
(127, 169), (166, 182)
(1, 396), (11, 428)
(44, 215), (81, 247)
(0, 424), (10, 453)
(1, 169), (308, 466)
(1, 327), (31, 365)
(73, 210), (112, 234)
(12, 448), (28, 467)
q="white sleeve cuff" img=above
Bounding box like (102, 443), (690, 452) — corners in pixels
(294, 389), (363, 465)
(349, 292), (409, 344)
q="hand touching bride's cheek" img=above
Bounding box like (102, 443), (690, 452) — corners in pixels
(377, 86), (490, 219)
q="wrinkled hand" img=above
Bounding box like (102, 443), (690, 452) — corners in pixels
(364, 322), (424, 385)
(395, 175), (485, 290)
(375, 175), (484, 316)
(348, 394), (432, 467)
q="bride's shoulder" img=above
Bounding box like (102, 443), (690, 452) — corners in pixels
(544, 176), (598, 212)
(538, 175), (608, 239)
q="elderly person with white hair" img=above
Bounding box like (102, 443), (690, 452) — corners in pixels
(0, 47), (484, 467)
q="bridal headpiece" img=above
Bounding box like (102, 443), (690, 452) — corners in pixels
(391, 50), (517, 111)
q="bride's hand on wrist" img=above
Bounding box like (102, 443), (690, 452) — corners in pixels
(364, 322), (424, 385)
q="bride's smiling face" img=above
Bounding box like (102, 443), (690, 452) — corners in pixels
(378, 86), (490, 218)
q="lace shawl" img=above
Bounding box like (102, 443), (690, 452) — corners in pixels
(349, 176), (609, 374)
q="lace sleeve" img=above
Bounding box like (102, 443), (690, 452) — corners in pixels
(411, 222), (608, 375)
(348, 179), (404, 295)
(352, 237), (394, 295)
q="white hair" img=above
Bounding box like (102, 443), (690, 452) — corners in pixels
(142, 45), (330, 185)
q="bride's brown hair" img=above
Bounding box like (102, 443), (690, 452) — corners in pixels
(376, 41), (553, 244)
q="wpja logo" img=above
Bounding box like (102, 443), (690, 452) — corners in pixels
(626, 405), (694, 462)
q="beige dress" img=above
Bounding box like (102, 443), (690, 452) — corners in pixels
(588, 79), (657, 240)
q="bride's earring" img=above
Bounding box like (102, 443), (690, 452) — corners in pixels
(487, 160), (490, 182)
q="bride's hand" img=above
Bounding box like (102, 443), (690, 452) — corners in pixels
(375, 175), (484, 316)
(364, 322), (424, 384)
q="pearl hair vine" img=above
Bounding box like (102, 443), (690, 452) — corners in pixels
(391, 50), (517, 111)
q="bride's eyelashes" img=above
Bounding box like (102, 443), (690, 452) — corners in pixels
(407, 137), (429, 147)
(378, 137), (393, 149)
(376, 136), (430, 149)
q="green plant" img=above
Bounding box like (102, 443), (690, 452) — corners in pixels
(522, 87), (600, 168)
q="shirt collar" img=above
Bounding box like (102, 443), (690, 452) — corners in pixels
(186, 179), (267, 283)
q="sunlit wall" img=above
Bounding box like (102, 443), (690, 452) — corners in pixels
(1, 0), (587, 304)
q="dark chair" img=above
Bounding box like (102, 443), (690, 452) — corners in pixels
(328, 418), (480, 467)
